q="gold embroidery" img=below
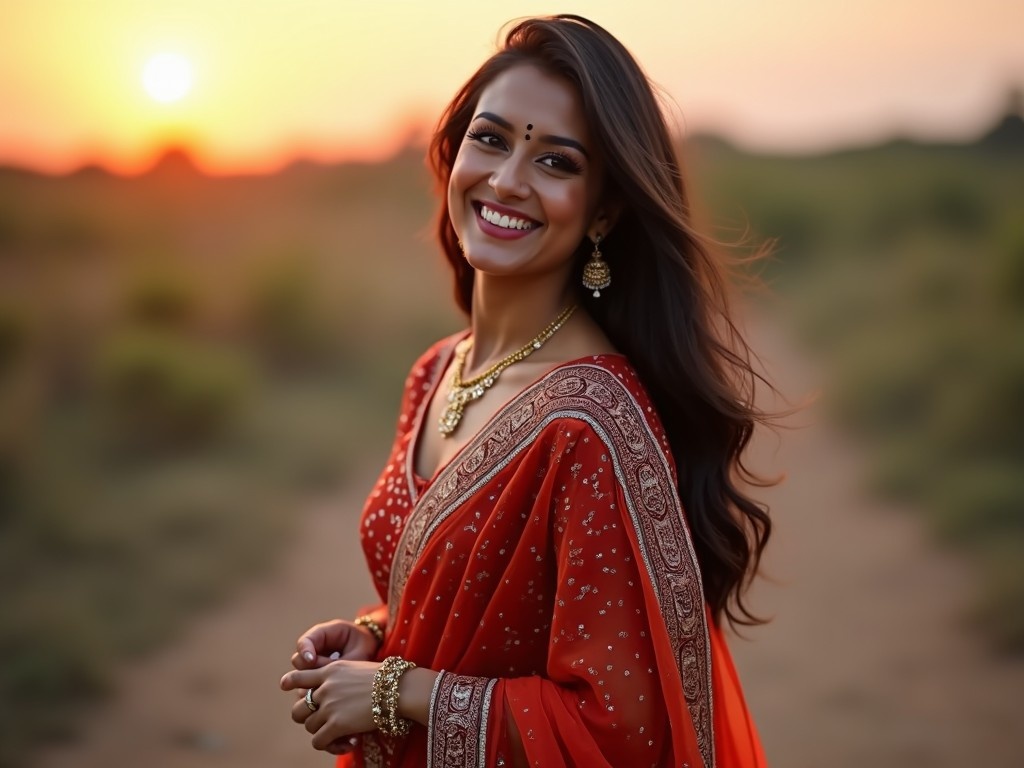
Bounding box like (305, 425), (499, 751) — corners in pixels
(390, 363), (715, 768)
(427, 673), (496, 768)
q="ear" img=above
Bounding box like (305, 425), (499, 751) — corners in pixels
(587, 200), (623, 242)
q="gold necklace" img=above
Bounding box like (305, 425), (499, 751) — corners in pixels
(439, 304), (577, 437)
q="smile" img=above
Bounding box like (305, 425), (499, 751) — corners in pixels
(477, 204), (538, 231)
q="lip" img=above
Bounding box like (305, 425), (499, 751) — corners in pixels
(472, 200), (542, 240)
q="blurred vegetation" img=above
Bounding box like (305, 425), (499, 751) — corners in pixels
(0, 104), (1021, 763)
(690, 108), (1024, 654)
(0, 149), (458, 766)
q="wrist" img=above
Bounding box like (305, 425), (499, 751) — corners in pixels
(396, 667), (440, 726)
(354, 614), (385, 647)
(370, 656), (419, 737)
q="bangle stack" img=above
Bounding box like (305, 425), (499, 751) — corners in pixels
(371, 656), (417, 738)
(354, 614), (385, 646)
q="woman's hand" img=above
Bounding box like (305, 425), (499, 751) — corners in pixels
(290, 619), (379, 670)
(281, 660), (379, 751)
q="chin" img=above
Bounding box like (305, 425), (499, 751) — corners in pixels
(463, 253), (523, 277)
(461, 240), (521, 269)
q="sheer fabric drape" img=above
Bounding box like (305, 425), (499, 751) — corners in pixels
(335, 338), (765, 768)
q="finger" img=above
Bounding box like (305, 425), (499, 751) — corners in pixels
(312, 720), (347, 751)
(295, 631), (322, 664)
(326, 736), (358, 756)
(292, 651), (339, 670)
(297, 620), (356, 661)
(280, 668), (323, 691)
(291, 651), (324, 670)
(296, 622), (340, 661)
(291, 696), (314, 724)
(303, 706), (327, 735)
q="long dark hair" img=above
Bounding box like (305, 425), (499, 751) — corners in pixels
(428, 14), (771, 628)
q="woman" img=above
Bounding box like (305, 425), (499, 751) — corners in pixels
(281, 14), (770, 767)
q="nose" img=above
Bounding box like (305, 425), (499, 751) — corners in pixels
(488, 155), (529, 200)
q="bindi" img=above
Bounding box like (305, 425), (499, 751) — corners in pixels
(525, 123), (533, 140)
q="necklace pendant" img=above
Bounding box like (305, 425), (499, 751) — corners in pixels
(439, 399), (464, 437)
(438, 303), (577, 439)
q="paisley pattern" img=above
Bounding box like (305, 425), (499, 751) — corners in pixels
(427, 673), (497, 768)
(387, 361), (715, 768)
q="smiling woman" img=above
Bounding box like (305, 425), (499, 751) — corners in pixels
(141, 53), (193, 103)
(448, 64), (606, 282)
(280, 14), (771, 768)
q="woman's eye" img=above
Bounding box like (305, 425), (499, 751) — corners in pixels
(540, 153), (583, 174)
(466, 129), (505, 149)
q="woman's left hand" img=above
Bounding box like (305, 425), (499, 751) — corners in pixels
(281, 660), (379, 751)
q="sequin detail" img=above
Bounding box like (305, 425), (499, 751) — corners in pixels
(379, 357), (715, 768)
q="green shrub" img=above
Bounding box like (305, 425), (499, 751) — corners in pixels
(94, 329), (252, 453)
(743, 144), (1024, 653)
(0, 303), (29, 380)
(123, 269), (198, 329)
(0, 600), (111, 761)
(929, 464), (1024, 544)
(247, 259), (338, 372)
(972, 543), (1024, 653)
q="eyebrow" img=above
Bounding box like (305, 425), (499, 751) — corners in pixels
(472, 111), (590, 158)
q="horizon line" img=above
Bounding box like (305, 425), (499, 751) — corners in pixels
(1, 115), (1020, 180)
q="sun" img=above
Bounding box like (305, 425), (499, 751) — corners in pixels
(142, 53), (193, 103)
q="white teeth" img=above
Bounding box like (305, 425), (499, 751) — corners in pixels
(480, 205), (534, 230)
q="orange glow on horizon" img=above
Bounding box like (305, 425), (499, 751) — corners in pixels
(0, 1), (1022, 175)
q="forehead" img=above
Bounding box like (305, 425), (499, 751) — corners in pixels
(474, 64), (589, 140)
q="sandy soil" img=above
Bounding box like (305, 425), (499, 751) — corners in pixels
(35, 319), (1024, 767)
(735, 316), (1024, 766)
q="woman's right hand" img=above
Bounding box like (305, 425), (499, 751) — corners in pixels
(290, 619), (379, 669)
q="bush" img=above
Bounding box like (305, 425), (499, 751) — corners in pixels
(123, 269), (198, 329)
(94, 329), (252, 454)
(747, 144), (1024, 652)
(0, 303), (30, 380)
(247, 259), (338, 373)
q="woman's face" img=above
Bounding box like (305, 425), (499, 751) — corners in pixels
(447, 64), (607, 286)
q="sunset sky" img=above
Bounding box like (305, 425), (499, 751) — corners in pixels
(1, 0), (1022, 174)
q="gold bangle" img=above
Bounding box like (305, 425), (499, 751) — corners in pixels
(354, 614), (385, 645)
(370, 656), (417, 738)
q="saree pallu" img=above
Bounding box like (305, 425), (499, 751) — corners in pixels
(341, 337), (766, 768)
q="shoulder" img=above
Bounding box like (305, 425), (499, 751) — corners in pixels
(517, 355), (678, 491)
(535, 355), (672, 458)
(400, 331), (464, 394)
(535, 358), (685, 536)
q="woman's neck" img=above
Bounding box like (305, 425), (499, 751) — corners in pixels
(466, 274), (574, 373)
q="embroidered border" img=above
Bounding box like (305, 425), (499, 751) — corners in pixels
(427, 672), (497, 768)
(390, 364), (715, 768)
(361, 733), (383, 768)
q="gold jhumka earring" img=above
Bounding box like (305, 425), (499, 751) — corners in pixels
(582, 235), (611, 297)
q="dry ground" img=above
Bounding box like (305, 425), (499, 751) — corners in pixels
(36, 317), (1024, 767)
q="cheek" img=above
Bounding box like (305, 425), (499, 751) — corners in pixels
(447, 148), (480, 224)
(542, 181), (591, 232)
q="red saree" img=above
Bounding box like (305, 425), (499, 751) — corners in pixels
(342, 335), (766, 768)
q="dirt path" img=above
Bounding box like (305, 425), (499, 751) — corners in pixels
(36, 318), (1024, 767)
(735, 314), (1024, 766)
